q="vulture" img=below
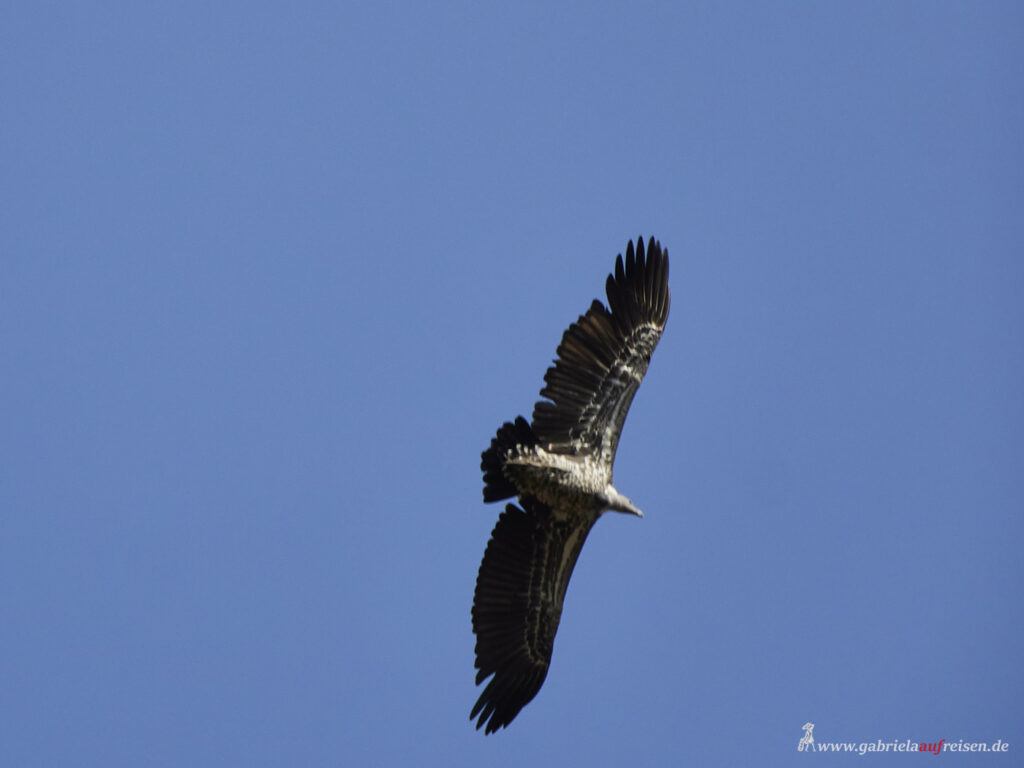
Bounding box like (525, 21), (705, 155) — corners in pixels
(471, 236), (670, 733)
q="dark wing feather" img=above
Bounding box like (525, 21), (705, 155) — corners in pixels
(531, 236), (670, 469)
(470, 499), (598, 734)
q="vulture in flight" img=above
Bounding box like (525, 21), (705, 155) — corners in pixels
(471, 236), (670, 733)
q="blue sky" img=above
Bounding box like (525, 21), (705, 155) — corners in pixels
(2, 2), (1021, 766)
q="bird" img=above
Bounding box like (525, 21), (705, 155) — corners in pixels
(470, 236), (670, 734)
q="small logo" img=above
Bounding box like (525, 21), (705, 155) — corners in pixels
(798, 722), (815, 752)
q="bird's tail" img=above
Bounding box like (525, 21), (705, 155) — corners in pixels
(480, 416), (536, 503)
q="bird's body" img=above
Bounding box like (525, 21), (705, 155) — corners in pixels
(502, 444), (639, 517)
(471, 237), (670, 734)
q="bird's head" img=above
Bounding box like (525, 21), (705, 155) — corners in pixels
(601, 486), (643, 518)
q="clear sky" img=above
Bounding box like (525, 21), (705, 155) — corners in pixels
(2, 2), (1021, 766)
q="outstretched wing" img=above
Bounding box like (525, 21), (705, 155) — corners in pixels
(470, 499), (598, 734)
(531, 236), (670, 471)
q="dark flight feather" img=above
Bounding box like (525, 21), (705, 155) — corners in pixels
(471, 499), (598, 734)
(532, 237), (670, 468)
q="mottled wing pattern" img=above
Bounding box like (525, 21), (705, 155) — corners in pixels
(470, 498), (599, 734)
(531, 237), (670, 470)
